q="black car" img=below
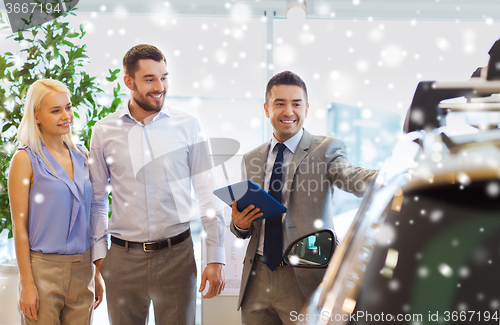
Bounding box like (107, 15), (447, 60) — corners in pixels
(284, 41), (500, 325)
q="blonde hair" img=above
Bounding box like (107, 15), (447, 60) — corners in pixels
(17, 79), (87, 177)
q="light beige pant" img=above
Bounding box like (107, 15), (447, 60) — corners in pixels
(241, 260), (308, 325)
(101, 237), (197, 325)
(21, 249), (94, 325)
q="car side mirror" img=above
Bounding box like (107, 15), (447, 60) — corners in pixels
(283, 230), (337, 268)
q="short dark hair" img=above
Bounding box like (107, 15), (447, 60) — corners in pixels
(265, 71), (308, 104)
(123, 44), (166, 77)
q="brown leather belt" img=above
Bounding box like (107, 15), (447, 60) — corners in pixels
(111, 228), (191, 252)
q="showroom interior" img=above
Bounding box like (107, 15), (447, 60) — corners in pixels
(1, 0), (500, 324)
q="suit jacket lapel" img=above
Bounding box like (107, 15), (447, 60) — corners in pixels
(285, 129), (312, 195)
(248, 142), (270, 189)
(246, 141), (271, 241)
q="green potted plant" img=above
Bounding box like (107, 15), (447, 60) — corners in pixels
(0, 9), (122, 321)
(0, 9), (122, 241)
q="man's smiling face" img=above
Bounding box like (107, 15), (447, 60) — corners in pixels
(128, 59), (168, 112)
(264, 84), (309, 143)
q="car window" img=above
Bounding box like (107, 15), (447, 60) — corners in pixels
(346, 180), (500, 324)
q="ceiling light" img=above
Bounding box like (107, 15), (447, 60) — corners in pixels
(286, 0), (307, 20)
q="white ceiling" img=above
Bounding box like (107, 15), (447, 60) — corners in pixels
(75, 0), (500, 21)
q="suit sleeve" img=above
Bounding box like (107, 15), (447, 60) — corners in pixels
(326, 138), (378, 198)
(229, 155), (251, 239)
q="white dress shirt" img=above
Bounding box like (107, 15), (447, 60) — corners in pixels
(89, 103), (225, 264)
(236, 128), (304, 255)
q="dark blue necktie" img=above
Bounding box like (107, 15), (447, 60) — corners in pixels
(264, 143), (286, 271)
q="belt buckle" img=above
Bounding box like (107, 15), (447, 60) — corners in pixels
(143, 242), (156, 252)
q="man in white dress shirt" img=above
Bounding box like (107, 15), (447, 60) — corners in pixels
(90, 44), (226, 325)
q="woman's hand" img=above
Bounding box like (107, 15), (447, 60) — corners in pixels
(19, 283), (39, 321)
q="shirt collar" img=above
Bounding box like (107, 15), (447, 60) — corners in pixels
(270, 128), (304, 154)
(119, 99), (171, 123)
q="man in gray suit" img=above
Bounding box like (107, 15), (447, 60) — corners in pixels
(230, 71), (377, 324)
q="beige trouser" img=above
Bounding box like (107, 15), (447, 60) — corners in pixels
(100, 236), (197, 325)
(21, 249), (94, 325)
(241, 260), (308, 325)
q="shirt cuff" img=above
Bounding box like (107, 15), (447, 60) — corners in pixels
(206, 246), (226, 265)
(234, 223), (251, 238)
(92, 236), (109, 263)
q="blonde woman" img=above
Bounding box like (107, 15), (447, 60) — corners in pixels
(8, 79), (103, 324)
